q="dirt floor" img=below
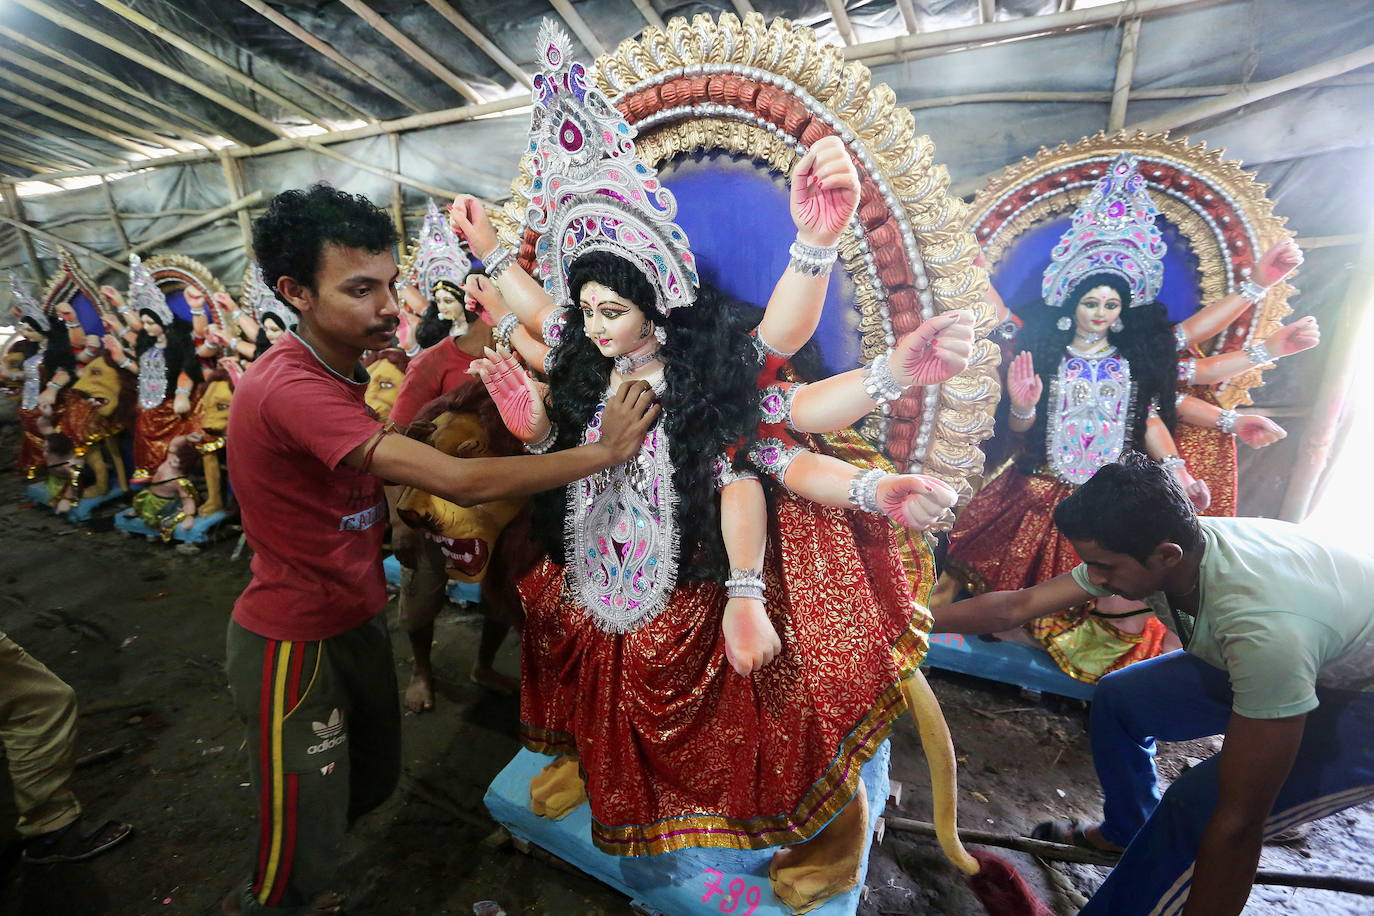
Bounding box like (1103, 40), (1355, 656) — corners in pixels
(0, 417), (1371, 915)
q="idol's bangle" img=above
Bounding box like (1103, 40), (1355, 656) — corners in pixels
(117, 357), (136, 371)
(480, 244), (516, 282)
(175, 385), (191, 396)
(1177, 358), (1197, 385)
(1008, 403), (1036, 422)
(494, 312), (520, 348)
(1159, 454), (1187, 473)
(1243, 341), (1275, 367)
(724, 567), (766, 601)
(863, 351), (906, 405)
(1239, 279), (1269, 303)
(405, 342), (422, 358)
(45, 380), (63, 390)
(1173, 323), (1189, 351)
(525, 423), (557, 455)
(788, 238), (839, 277)
(847, 467), (888, 515)
(1215, 408), (1239, 434)
(63, 319), (81, 330)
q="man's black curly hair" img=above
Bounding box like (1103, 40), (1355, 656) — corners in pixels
(252, 183), (397, 313)
(1054, 451), (1203, 563)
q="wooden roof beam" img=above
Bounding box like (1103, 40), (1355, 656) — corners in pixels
(1107, 18), (1142, 131)
(337, 0), (485, 105)
(424, 0), (534, 89)
(0, 135), (94, 170)
(628, 0), (666, 31)
(548, 0), (606, 56)
(0, 211), (127, 273)
(1, 69), (199, 153)
(0, 25), (228, 142)
(86, 0), (333, 131)
(232, 0), (425, 115)
(1, 90), (166, 157)
(730, 1), (757, 18)
(0, 46), (209, 148)
(824, 0), (857, 45)
(978, 0), (996, 25)
(0, 113), (126, 167)
(894, 0), (920, 34)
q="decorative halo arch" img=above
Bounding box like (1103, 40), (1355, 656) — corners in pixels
(491, 12), (999, 507)
(969, 130), (1296, 409)
(144, 253), (231, 327)
(40, 249), (108, 335)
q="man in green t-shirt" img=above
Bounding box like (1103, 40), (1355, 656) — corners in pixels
(935, 452), (1374, 916)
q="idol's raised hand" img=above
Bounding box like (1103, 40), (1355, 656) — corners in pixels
(466, 345), (548, 442)
(1265, 315), (1320, 357)
(876, 474), (958, 531)
(893, 310), (975, 388)
(448, 194), (498, 258)
(1007, 351), (1042, 414)
(790, 136), (859, 247)
(1255, 239), (1303, 287)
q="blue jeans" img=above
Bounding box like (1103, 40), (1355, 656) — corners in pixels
(1082, 650), (1374, 916)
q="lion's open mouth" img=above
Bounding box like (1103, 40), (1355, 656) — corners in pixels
(424, 532), (489, 578)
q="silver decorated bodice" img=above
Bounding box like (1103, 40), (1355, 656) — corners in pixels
(138, 345), (168, 410)
(1046, 348), (1133, 486)
(21, 352), (43, 411)
(567, 400), (677, 634)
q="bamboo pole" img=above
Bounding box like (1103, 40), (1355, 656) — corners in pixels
(218, 153), (254, 254)
(0, 24), (229, 143)
(978, 0), (996, 25)
(232, 0), (424, 115)
(0, 135), (93, 169)
(627, 0), (665, 31)
(294, 137), (463, 201)
(1279, 209), (1374, 521)
(0, 69), (198, 153)
(86, 0), (333, 132)
(0, 114), (125, 167)
(10, 0), (290, 140)
(4, 96), (532, 186)
(0, 210), (125, 274)
(1108, 19), (1141, 131)
(99, 176), (131, 253)
(390, 134), (407, 263)
(0, 152), (56, 177)
(549, 0), (606, 56)
(125, 191), (265, 258)
(0, 47), (207, 148)
(882, 816), (1374, 896)
(895, 0), (920, 33)
(824, 0), (857, 45)
(1, 92), (165, 157)
(2, 186), (49, 287)
(730, 0), (757, 17)
(845, 0), (1222, 65)
(337, 0), (484, 104)
(1128, 42), (1374, 133)
(423, 0), (534, 90)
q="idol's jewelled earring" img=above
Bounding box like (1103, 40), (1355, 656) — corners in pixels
(1056, 316), (1072, 331)
(1111, 318), (1124, 333)
(653, 325), (667, 345)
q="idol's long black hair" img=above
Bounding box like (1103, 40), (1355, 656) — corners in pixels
(415, 278), (470, 350)
(30, 318), (77, 378)
(532, 251), (762, 580)
(135, 310), (203, 391)
(1010, 272), (1178, 475)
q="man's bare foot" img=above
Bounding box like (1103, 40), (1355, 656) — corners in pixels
(769, 781), (869, 913)
(404, 670), (435, 713)
(470, 664), (518, 694)
(529, 756), (586, 819)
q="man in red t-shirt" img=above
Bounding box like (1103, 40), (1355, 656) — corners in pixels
(222, 184), (657, 915)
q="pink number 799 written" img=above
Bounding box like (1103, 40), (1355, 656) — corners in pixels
(700, 867), (762, 914)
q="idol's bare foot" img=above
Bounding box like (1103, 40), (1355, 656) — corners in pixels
(769, 780), (869, 913)
(528, 755), (586, 819)
(403, 670), (435, 714)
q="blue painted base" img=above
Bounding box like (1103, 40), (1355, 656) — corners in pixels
(25, 481), (126, 524)
(923, 633), (1095, 701)
(485, 742), (891, 916)
(112, 510), (229, 545)
(382, 554), (481, 605)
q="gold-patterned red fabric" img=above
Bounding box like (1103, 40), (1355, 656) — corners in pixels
(58, 394), (123, 457)
(517, 489), (930, 856)
(1175, 422), (1238, 518)
(945, 463), (1169, 682)
(17, 406), (47, 478)
(132, 400), (189, 480)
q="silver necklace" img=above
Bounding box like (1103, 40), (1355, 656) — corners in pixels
(1076, 330), (1105, 345)
(613, 348), (662, 374)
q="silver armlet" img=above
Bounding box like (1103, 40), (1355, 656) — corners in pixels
(725, 568), (766, 601)
(540, 307), (567, 347)
(1215, 408), (1239, 434)
(788, 238), (839, 277)
(481, 244), (516, 281)
(1177, 358), (1197, 385)
(847, 467), (888, 515)
(712, 455), (759, 489)
(747, 438), (804, 486)
(1173, 324), (1189, 351)
(863, 351), (906, 406)
(759, 385), (803, 430)
(1159, 454), (1187, 472)
(525, 424), (557, 455)
(751, 332), (796, 365)
(1239, 279), (1269, 303)
(1243, 341), (1275, 367)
